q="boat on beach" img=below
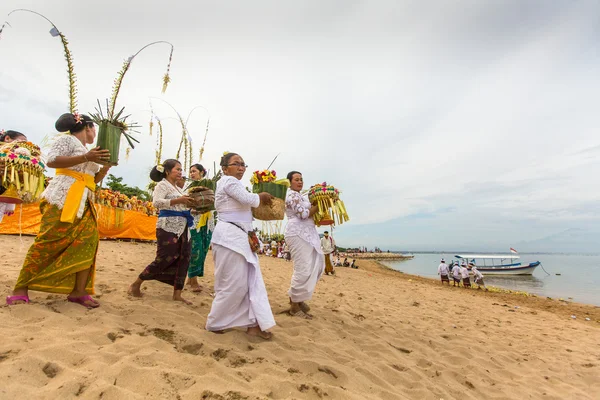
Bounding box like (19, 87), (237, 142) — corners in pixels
(454, 254), (540, 275)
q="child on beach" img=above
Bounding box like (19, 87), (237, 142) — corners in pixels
(437, 259), (450, 285)
(452, 263), (462, 287)
(460, 263), (471, 288)
(472, 266), (487, 290)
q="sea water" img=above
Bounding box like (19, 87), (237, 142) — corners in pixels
(382, 253), (600, 306)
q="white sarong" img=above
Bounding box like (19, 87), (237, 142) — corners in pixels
(206, 243), (276, 332)
(287, 236), (324, 302)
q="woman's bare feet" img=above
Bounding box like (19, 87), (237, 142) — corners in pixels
(128, 282), (143, 297)
(188, 277), (203, 292)
(246, 326), (272, 340)
(299, 302), (311, 313)
(173, 290), (192, 305)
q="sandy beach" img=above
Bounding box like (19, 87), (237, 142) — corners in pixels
(1, 235), (599, 400)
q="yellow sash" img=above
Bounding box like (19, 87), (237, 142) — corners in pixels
(196, 211), (211, 229)
(56, 168), (96, 223)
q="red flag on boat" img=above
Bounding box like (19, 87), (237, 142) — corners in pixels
(510, 247), (518, 254)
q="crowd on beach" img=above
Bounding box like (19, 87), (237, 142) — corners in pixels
(437, 258), (487, 290)
(2, 112), (348, 341)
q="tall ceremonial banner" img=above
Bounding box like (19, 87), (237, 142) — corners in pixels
(0, 203), (158, 241)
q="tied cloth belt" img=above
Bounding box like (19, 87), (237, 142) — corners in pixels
(56, 168), (96, 223)
(158, 210), (194, 228)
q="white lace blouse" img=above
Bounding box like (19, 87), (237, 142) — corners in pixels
(153, 179), (189, 237)
(284, 189), (322, 252)
(42, 134), (101, 219)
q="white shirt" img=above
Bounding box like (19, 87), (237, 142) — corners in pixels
(452, 265), (461, 278)
(284, 189), (322, 252)
(320, 235), (335, 254)
(438, 263), (449, 275)
(211, 175), (260, 260)
(153, 179), (190, 237)
(472, 267), (484, 280)
(42, 134), (100, 219)
(460, 266), (470, 279)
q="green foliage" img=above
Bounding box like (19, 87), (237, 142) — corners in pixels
(105, 174), (151, 201)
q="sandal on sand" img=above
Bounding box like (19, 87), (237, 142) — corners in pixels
(67, 295), (100, 309)
(6, 295), (30, 305)
(289, 310), (313, 320)
(191, 286), (203, 293)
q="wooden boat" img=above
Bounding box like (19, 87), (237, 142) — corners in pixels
(454, 254), (540, 275)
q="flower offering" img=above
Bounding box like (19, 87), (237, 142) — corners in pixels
(0, 141), (47, 203)
(308, 182), (349, 226)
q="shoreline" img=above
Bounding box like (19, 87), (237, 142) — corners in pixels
(371, 259), (600, 322)
(340, 252), (414, 261)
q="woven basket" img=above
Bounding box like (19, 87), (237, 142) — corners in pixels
(252, 197), (285, 221)
(189, 188), (215, 213)
(96, 121), (122, 166)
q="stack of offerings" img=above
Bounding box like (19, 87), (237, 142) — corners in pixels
(0, 141), (46, 204)
(250, 169), (289, 220)
(307, 182), (349, 226)
(186, 174), (221, 214)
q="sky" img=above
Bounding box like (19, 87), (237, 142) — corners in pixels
(1, 0), (600, 252)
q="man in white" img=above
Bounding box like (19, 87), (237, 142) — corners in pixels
(471, 265), (487, 290)
(320, 231), (336, 275)
(452, 262), (462, 287)
(437, 259), (450, 284)
(460, 262), (471, 288)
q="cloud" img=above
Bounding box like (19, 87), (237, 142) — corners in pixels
(1, 0), (599, 251)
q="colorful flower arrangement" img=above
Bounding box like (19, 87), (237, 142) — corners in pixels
(0, 141), (47, 203)
(308, 182), (349, 226)
(250, 170), (277, 185)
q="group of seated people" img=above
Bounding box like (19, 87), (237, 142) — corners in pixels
(259, 239), (291, 261)
(332, 253), (358, 269)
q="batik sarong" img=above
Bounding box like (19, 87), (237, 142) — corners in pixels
(324, 253), (334, 274)
(140, 228), (191, 290)
(188, 225), (212, 279)
(14, 200), (98, 294)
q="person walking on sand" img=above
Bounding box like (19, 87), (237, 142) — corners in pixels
(6, 113), (111, 308)
(452, 261), (462, 287)
(460, 262), (471, 288)
(205, 152), (275, 340)
(321, 231), (336, 275)
(471, 265), (487, 290)
(186, 163), (213, 293)
(284, 171), (324, 319)
(128, 159), (195, 305)
(438, 259), (450, 285)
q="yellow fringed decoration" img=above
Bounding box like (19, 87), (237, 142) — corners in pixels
(308, 183), (349, 227)
(23, 170), (29, 192)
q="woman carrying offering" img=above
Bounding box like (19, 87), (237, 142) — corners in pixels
(206, 152), (275, 340)
(284, 171), (324, 319)
(6, 113), (111, 308)
(0, 130), (27, 143)
(128, 159), (195, 304)
(187, 163), (212, 292)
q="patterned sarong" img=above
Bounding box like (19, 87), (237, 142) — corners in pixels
(140, 228), (191, 290)
(14, 200), (98, 294)
(324, 253), (334, 274)
(188, 225), (212, 278)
